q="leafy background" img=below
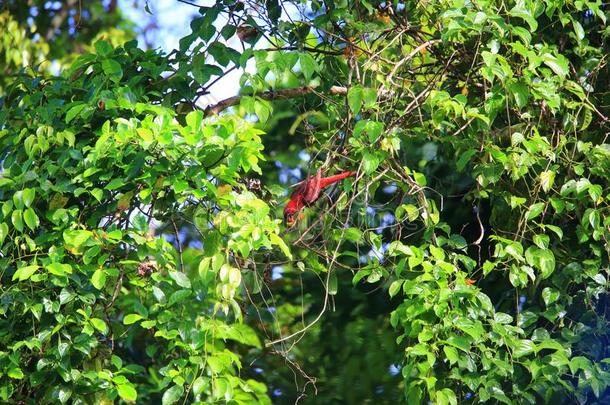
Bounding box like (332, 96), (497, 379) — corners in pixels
(1, 0), (610, 404)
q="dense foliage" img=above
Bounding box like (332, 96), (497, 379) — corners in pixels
(1, 0), (610, 403)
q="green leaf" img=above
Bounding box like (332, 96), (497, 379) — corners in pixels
(7, 367), (24, 379)
(446, 335), (471, 352)
(527, 246), (556, 279)
(123, 314), (143, 325)
(0, 177), (14, 188)
(105, 178), (125, 190)
(101, 59), (123, 82)
(0, 222), (8, 245)
(58, 387), (72, 404)
(508, 3), (538, 31)
(413, 172), (427, 187)
(363, 88), (377, 108)
(11, 209), (23, 232)
(185, 110), (203, 131)
(111, 355), (123, 370)
(220, 24), (236, 40)
(116, 383), (138, 401)
(570, 356), (592, 375)
(362, 150), (383, 174)
(348, 86), (364, 115)
(91, 188), (103, 202)
(538, 249), (555, 278)
(1, 201), (12, 218)
(299, 53), (317, 81)
(13, 264), (39, 281)
(193, 377), (209, 396)
(588, 209), (600, 228)
(544, 224), (563, 240)
(457, 149), (477, 171)
(46, 262), (72, 276)
(229, 324), (262, 348)
(436, 388), (457, 405)
(90, 318), (108, 334)
(396, 204), (419, 222)
(91, 269), (107, 290)
(169, 271), (191, 289)
(208, 41), (237, 66)
(270, 232), (292, 259)
(488, 386), (511, 404)
(162, 384), (184, 405)
(192, 54), (215, 84)
(354, 119), (384, 142)
(352, 269), (371, 285)
(65, 103), (87, 123)
(343, 227), (363, 242)
(526, 202), (545, 220)
(173, 180), (189, 194)
(588, 184), (602, 202)
(573, 20), (585, 40)
(514, 339), (536, 358)
(541, 53), (568, 78)
(23, 208), (40, 231)
(94, 40), (113, 56)
(22, 188), (35, 207)
(106, 230), (123, 242)
(253, 99), (272, 124)
(388, 280), (403, 298)
(507, 81), (529, 108)
(265, 0), (281, 24)
(63, 230), (93, 248)
(542, 287), (559, 306)
(367, 270), (382, 283)
(533, 234), (549, 249)
(539, 170), (555, 192)
(443, 346), (459, 364)
(575, 178), (590, 194)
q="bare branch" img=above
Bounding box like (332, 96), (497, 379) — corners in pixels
(202, 85), (348, 116)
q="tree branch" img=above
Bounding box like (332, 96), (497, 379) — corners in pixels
(202, 85), (348, 116)
(176, 0), (204, 7)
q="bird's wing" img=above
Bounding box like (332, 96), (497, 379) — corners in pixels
(303, 168), (322, 203)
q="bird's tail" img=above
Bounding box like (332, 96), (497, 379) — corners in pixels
(319, 171), (357, 188)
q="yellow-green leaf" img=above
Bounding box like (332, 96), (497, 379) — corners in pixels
(117, 384), (137, 401)
(91, 269), (107, 290)
(11, 210), (23, 232)
(13, 264), (39, 281)
(270, 232), (292, 259)
(540, 170), (555, 193)
(23, 208), (39, 231)
(123, 314), (143, 325)
(0, 222), (8, 245)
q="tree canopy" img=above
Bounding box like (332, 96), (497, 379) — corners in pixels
(1, 0), (610, 403)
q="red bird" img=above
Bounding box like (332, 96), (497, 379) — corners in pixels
(284, 168), (356, 226)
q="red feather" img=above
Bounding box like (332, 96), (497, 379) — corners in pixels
(284, 169), (356, 225)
